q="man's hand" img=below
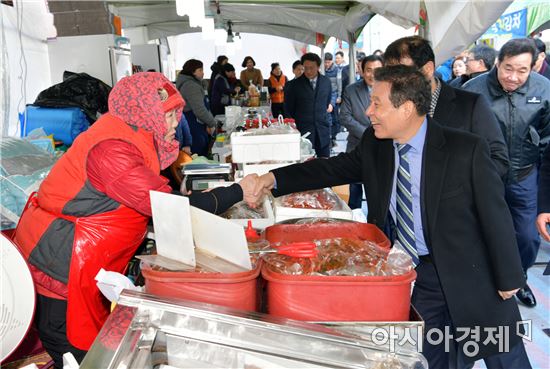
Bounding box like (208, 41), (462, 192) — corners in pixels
(238, 174), (259, 205)
(498, 289), (519, 300)
(183, 146), (192, 155)
(336, 97), (342, 104)
(206, 126), (216, 136)
(327, 104), (333, 113)
(242, 172), (276, 208)
(536, 213), (550, 241)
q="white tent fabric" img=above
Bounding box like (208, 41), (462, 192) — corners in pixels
(110, 0), (513, 64)
(425, 1), (511, 63)
(359, 0), (512, 63)
(112, 2), (375, 44)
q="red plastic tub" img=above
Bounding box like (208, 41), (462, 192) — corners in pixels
(264, 221), (391, 250)
(262, 267), (416, 321)
(142, 263), (261, 311)
(263, 221), (414, 321)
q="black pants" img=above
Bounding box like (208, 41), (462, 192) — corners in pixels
(271, 103), (284, 118)
(36, 294), (87, 369)
(412, 261), (531, 369)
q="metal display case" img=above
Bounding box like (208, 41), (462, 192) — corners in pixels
(82, 290), (427, 369)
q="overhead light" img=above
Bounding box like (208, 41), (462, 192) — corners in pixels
(226, 21), (234, 43)
(202, 18), (215, 40)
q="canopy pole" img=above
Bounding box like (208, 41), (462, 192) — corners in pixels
(347, 32), (356, 85)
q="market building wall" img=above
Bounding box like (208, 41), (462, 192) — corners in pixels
(1, 1), (55, 137)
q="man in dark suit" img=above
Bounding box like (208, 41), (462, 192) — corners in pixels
(383, 36), (509, 178)
(284, 53), (333, 157)
(251, 66), (530, 369)
(340, 54), (383, 209)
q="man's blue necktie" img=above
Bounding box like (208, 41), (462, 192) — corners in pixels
(396, 144), (419, 266)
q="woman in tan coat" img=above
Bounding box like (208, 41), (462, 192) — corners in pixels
(240, 56), (263, 89)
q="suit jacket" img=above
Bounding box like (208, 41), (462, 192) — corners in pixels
(434, 82), (509, 177)
(539, 144), (550, 213)
(339, 80), (371, 152)
(284, 74), (332, 151)
(271, 118), (525, 360)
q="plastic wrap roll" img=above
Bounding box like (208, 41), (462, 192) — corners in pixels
(22, 105), (89, 145)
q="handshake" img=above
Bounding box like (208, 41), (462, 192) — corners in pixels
(238, 173), (276, 208)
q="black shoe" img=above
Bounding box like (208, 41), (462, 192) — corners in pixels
(516, 284), (537, 307)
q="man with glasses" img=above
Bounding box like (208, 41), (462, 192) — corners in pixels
(384, 36), (509, 178)
(449, 45), (497, 88)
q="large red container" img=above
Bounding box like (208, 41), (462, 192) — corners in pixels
(142, 264), (261, 311)
(262, 221), (415, 321)
(262, 267), (416, 321)
(264, 221), (391, 250)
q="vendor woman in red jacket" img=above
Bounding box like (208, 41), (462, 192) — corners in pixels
(14, 72), (257, 368)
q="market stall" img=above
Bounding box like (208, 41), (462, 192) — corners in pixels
(81, 290), (428, 369)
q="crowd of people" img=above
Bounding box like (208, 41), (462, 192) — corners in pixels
(171, 52), (352, 159)
(11, 34), (550, 369)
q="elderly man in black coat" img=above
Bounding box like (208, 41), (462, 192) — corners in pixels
(284, 53), (333, 157)
(251, 66), (530, 369)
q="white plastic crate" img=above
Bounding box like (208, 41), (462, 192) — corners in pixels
(230, 131), (300, 164)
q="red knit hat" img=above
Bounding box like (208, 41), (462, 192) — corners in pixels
(108, 72), (185, 169)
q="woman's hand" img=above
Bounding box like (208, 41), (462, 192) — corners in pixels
(238, 174), (259, 206)
(183, 146), (192, 155)
(206, 126), (216, 136)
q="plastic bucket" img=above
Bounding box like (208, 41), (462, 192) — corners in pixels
(142, 263), (261, 311)
(263, 221), (413, 321)
(262, 267), (416, 321)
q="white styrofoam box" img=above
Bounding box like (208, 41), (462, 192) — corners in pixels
(242, 162), (296, 177)
(230, 131), (301, 163)
(227, 197), (275, 230)
(273, 191), (353, 223)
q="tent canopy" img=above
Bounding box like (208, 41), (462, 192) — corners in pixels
(109, 0), (513, 64)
